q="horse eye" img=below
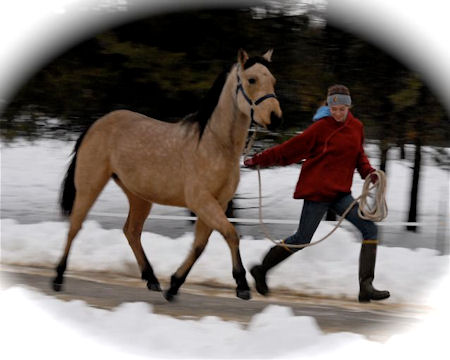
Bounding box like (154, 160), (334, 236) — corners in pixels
(248, 78), (256, 85)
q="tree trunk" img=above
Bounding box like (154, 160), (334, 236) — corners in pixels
(379, 140), (390, 174)
(399, 143), (406, 160)
(397, 140), (406, 160)
(407, 137), (421, 232)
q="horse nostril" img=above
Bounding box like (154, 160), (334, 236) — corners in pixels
(268, 111), (283, 130)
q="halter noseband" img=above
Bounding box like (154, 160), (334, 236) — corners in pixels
(235, 65), (277, 123)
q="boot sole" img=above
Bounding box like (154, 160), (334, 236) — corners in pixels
(358, 292), (390, 302)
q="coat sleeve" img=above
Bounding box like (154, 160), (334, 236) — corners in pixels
(356, 127), (375, 179)
(253, 123), (320, 168)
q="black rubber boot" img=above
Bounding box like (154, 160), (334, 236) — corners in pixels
(358, 240), (390, 302)
(250, 245), (293, 296)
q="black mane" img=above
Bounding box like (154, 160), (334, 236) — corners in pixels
(183, 56), (271, 140)
(182, 65), (231, 140)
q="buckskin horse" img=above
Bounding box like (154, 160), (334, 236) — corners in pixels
(53, 49), (282, 301)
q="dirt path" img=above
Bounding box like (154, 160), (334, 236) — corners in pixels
(0, 264), (428, 342)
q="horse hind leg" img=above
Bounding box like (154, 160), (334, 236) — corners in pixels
(164, 218), (212, 301)
(115, 177), (161, 292)
(53, 170), (111, 291)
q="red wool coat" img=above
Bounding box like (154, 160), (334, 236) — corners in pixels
(253, 112), (374, 202)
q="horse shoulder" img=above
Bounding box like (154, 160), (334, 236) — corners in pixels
(186, 150), (240, 202)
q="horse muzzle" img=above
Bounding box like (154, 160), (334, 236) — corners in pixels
(267, 111), (283, 131)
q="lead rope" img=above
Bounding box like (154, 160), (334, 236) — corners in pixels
(243, 127), (388, 252)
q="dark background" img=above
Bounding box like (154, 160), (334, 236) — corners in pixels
(1, 6), (448, 147)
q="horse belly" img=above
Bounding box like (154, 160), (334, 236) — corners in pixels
(114, 157), (187, 206)
(138, 172), (186, 206)
(114, 153), (187, 206)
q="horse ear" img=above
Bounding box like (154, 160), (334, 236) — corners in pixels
(238, 49), (249, 67)
(262, 49), (273, 62)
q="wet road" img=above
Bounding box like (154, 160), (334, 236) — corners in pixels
(0, 264), (428, 343)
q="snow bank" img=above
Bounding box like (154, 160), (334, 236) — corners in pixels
(2, 218), (448, 305)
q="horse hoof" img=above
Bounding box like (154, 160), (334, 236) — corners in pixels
(52, 280), (63, 292)
(163, 290), (176, 302)
(236, 289), (251, 300)
(147, 282), (162, 292)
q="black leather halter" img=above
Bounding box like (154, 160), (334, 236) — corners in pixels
(235, 66), (277, 123)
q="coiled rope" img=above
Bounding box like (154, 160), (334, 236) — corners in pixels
(244, 128), (388, 251)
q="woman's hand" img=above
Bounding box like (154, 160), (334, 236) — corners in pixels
(370, 171), (379, 184)
(244, 155), (260, 168)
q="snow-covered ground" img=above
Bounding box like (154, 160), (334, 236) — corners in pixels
(1, 280), (448, 360)
(1, 139), (449, 359)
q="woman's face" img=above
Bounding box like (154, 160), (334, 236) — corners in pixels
(330, 105), (349, 122)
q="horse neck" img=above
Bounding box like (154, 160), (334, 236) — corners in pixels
(203, 66), (251, 158)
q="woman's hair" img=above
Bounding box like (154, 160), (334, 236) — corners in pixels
(327, 84), (350, 96)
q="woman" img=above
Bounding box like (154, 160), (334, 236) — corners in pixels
(244, 85), (390, 302)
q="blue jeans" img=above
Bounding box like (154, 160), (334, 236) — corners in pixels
(285, 193), (378, 250)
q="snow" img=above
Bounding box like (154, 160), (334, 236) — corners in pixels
(1, 280), (449, 360)
(2, 218), (448, 305)
(0, 286), (378, 359)
(1, 138), (450, 359)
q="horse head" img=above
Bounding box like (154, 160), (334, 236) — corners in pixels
(235, 49), (283, 130)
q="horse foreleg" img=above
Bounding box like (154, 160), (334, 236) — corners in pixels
(164, 219), (212, 301)
(184, 192), (251, 301)
(217, 199), (251, 300)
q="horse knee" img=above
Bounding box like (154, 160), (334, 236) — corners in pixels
(123, 226), (131, 241)
(222, 226), (240, 247)
(123, 219), (130, 235)
(124, 226), (142, 243)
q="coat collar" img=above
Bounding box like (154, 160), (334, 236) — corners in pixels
(324, 110), (354, 126)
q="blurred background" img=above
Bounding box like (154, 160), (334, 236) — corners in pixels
(1, 0), (449, 252)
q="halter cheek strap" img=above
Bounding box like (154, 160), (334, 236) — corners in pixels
(236, 81), (253, 105)
(236, 69), (276, 123)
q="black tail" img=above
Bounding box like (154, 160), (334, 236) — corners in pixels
(60, 127), (91, 216)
